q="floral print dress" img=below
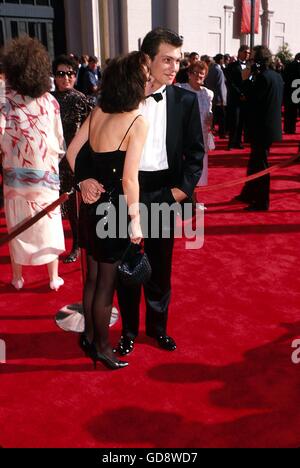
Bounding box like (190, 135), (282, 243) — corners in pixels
(0, 88), (65, 265)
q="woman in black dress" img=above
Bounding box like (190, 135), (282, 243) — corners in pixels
(67, 52), (149, 369)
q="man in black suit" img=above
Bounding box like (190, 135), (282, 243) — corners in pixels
(237, 46), (284, 211)
(115, 28), (204, 355)
(225, 45), (250, 150)
(283, 53), (300, 134)
(205, 54), (227, 139)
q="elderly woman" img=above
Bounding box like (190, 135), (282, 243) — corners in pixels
(52, 55), (94, 263)
(0, 36), (65, 291)
(176, 60), (214, 186)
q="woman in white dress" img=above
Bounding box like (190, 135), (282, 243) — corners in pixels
(176, 61), (214, 186)
(0, 36), (65, 291)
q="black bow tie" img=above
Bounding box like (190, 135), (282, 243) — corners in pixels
(147, 92), (164, 103)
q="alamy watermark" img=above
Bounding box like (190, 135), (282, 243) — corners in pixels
(291, 79), (300, 104)
(291, 339), (300, 364)
(0, 339), (6, 364)
(95, 196), (205, 250)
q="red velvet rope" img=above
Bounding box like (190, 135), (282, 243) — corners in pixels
(0, 192), (70, 247)
(0, 153), (299, 248)
(195, 152), (300, 193)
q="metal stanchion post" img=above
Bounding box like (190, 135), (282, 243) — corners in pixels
(55, 191), (119, 333)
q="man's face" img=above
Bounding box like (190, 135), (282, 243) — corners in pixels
(89, 61), (98, 71)
(239, 49), (251, 62)
(190, 54), (199, 65)
(149, 43), (182, 89)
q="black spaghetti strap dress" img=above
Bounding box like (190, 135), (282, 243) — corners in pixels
(79, 115), (141, 263)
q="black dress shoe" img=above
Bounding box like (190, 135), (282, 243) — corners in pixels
(233, 194), (253, 204)
(228, 144), (244, 150)
(63, 248), (80, 264)
(114, 336), (135, 356)
(244, 203), (269, 212)
(156, 335), (177, 351)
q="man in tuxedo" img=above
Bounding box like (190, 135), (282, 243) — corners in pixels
(283, 53), (300, 134)
(237, 46), (284, 211)
(205, 54), (227, 139)
(115, 28), (204, 355)
(225, 45), (250, 150)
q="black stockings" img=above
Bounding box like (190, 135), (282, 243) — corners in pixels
(83, 255), (119, 359)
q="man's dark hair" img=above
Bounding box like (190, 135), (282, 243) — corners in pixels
(253, 45), (273, 68)
(88, 55), (98, 64)
(141, 27), (183, 59)
(52, 54), (78, 75)
(214, 54), (224, 64)
(189, 52), (199, 58)
(2, 35), (51, 98)
(238, 44), (250, 54)
(99, 51), (149, 113)
(295, 53), (300, 61)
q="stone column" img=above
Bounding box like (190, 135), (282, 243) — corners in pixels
(261, 9), (274, 48)
(64, 0), (83, 54)
(99, 0), (111, 61)
(224, 5), (235, 53)
(79, 0), (101, 58)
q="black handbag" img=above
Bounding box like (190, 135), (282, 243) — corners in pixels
(118, 243), (152, 286)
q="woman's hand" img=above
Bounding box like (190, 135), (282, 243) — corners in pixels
(130, 218), (143, 244)
(80, 179), (105, 204)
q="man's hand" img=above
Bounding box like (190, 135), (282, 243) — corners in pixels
(80, 179), (105, 204)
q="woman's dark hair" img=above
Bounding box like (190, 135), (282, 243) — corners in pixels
(52, 54), (78, 75)
(99, 51), (149, 114)
(2, 35), (51, 98)
(141, 27), (183, 60)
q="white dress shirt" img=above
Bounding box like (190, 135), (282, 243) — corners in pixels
(139, 85), (169, 171)
(239, 60), (247, 70)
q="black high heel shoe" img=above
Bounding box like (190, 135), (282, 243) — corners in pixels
(79, 334), (93, 357)
(90, 345), (129, 370)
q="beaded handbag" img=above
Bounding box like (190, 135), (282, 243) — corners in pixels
(118, 243), (152, 286)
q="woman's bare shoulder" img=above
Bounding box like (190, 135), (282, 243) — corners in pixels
(133, 114), (148, 132)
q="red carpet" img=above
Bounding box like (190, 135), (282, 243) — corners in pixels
(1, 127), (300, 448)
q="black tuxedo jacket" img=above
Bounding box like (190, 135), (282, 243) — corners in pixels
(225, 61), (245, 104)
(246, 68), (284, 146)
(75, 85), (204, 198)
(282, 60), (300, 101)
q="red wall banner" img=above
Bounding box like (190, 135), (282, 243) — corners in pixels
(241, 0), (260, 34)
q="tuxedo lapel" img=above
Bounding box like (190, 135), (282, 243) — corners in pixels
(166, 86), (181, 165)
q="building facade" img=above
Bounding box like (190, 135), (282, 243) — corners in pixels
(1, 0), (299, 62)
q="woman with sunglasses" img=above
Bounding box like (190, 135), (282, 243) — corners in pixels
(52, 55), (94, 264)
